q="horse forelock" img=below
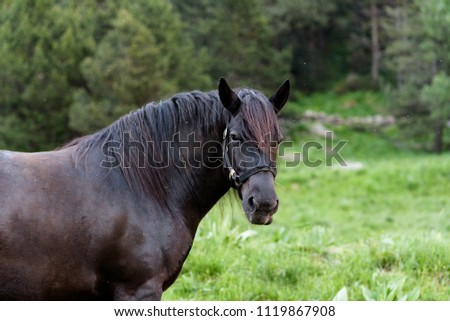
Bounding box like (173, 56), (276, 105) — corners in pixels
(236, 89), (281, 162)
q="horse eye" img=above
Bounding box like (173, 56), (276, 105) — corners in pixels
(230, 133), (239, 141)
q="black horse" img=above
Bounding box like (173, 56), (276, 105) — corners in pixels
(0, 78), (289, 300)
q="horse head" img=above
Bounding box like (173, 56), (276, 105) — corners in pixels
(218, 78), (290, 225)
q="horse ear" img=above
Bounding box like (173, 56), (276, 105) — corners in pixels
(269, 80), (290, 113)
(218, 77), (241, 115)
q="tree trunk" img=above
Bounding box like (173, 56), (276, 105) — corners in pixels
(370, 0), (381, 84)
(432, 120), (444, 154)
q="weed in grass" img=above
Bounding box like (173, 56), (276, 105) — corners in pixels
(361, 273), (421, 301)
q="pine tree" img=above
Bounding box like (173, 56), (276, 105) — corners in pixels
(69, 0), (211, 134)
(383, 0), (450, 152)
(421, 73), (450, 152)
(0, 0), (95, 150)
(173, 0), (291, 92)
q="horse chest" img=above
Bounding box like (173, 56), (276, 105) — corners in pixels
(95, 213), (194, 297)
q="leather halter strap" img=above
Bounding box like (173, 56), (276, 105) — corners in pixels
(222, 128), (276, 189)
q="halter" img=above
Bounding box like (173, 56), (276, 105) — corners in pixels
(222, 128), (276, 189)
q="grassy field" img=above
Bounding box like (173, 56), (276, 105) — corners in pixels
(164, 92), (450, 300)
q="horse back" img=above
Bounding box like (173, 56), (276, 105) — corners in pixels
(0, 149), (78, 215)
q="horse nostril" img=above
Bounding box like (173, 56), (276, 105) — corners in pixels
(248, 196), (258, 210)
(273, 199), (279, 211)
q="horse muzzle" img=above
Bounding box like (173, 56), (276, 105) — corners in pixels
(244, 196), (279, 225)
(238, 170), (279, 225)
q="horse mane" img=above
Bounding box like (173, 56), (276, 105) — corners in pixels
(65, 88), (280, 208)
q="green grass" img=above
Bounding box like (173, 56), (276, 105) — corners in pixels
(164, 92), (450, 301)
(164, 154), (450, 300)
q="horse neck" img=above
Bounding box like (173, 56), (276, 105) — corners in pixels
(168, 117), (231, 229)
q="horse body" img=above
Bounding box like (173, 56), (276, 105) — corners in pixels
(0, 79), (289, 300)
(0, 147), (216, 300)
